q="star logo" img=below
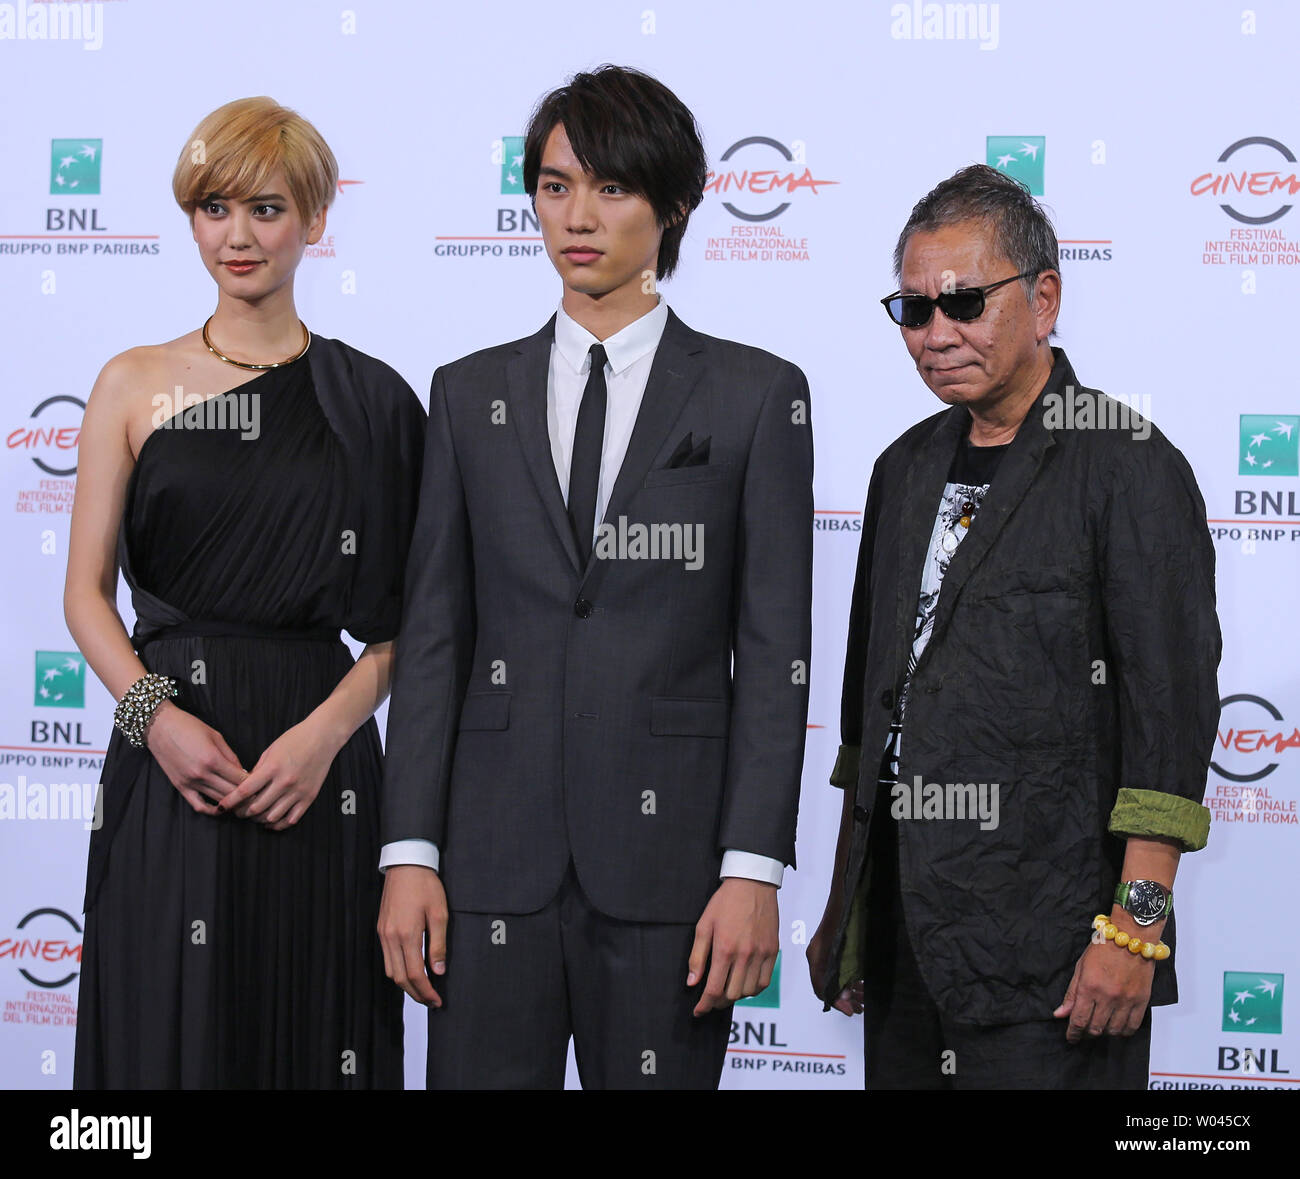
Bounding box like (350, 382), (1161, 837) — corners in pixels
(1239, 415), (1300, 476)
(33, 651), (86, 709)
(985, 136), (1045, 194)
(1222, 972), (1284, 1034)
(499, 135), (526, 195)
(49, 139), (102, 195)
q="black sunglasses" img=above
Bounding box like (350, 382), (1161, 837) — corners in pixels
(880, 271), (1038, 328)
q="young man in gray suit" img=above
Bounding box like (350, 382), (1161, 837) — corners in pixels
(378, 65), (813, 1089)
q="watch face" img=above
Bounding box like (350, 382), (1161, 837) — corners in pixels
(1128, 880), (1168, 925)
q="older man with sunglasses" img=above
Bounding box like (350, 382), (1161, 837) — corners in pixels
(807, 164), (1221, 1089)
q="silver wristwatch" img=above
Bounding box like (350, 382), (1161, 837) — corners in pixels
(1114, 880), (1173, 927)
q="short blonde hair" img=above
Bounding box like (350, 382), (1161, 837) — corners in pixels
(172, 97), (338, 227)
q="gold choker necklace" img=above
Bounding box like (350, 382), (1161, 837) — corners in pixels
(202, 316), (311, 370)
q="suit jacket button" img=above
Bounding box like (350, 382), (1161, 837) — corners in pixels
(880, 689), (894, 710)
(853, 805), (869, 822)
(574, 598), (593, 618)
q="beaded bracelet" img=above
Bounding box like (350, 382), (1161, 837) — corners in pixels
(1091, 914), (1169, 960)
(113, 673), (179, 748)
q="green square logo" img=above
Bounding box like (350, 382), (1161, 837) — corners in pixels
(986, 135), (1045, 195)
(50, 139), (102, 195)
(1222, 972), (1283, 1034)
(737, 951), (781, 1009)
(1240, 415), (1299, 476)
(35, 651), (85, 708)
(499, 135), (524, 195)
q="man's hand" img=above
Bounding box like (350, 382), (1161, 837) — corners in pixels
(687, 877), (779, 1017)
(807, 915), (864, 1016)
(1054, 926), (1155, 1043)
(377, 865), (449, 1008)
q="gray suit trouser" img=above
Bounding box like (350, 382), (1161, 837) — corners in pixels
(426, 861), (733, 1089)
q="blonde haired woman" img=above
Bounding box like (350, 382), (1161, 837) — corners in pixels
(66, 97), (421, 1088)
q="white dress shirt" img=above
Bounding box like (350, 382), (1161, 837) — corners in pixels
(379, 298), (784, 888)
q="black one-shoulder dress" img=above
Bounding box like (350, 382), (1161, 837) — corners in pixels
(73, 341), (424, 1088)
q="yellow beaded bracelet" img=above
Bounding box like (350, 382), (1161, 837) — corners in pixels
(1091, 914), (1170, 960)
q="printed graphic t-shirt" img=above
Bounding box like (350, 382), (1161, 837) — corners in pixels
(879, 434), (1011, 788)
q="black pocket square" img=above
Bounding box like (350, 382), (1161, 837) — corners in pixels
(666, 433), (711, 469)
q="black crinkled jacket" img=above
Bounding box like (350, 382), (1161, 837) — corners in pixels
(820, 348), (1222, 1024)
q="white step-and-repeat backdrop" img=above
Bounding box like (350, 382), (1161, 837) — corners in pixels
(1, 0), (1296, 1089)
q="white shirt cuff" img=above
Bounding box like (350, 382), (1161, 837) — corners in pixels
(720, 849), (784, 887)
(378, 839), (440, 873)
(377, 842), (781, 884)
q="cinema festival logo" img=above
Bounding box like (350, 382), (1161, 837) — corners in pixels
(1222, 972), (1283, 1034)
(1239, 415), (1299, 476)
(4, 907), (83, 989)
(705, 137), (837, 223)
(987, 135), (1044, 195)
(35, 652), (84, 709)
(1211, 695), (1298, 784)
(8, 395), (83, 477)
(1192, 137), (1300, 225)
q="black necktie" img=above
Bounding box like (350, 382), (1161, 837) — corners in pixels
(568, 343), (607, 563)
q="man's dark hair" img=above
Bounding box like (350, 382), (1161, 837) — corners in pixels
(893, 163), (1060, 304)
(523, 64), (707, 281)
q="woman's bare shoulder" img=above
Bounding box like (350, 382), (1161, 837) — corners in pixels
(95, 331), (203, 397)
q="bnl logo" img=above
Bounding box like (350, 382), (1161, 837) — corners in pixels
(1222, 971), (1283, 1033)
(498, 136), (524, 195)
(50, 139), (101, 194)
(1220, 972), (1287, 1076)
(987, 136), (1044, 195)
(1240, 415), (1299, 476)
(35, 651), (84, 708)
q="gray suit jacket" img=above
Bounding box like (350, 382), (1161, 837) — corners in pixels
(382, 309), (813, 922)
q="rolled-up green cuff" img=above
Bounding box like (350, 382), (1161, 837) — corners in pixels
(830, 743), (860, 789)
(1108, 787), (1211, 852)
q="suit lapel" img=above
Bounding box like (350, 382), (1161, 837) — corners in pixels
(579, 308), (705, 583)
(895, 409), (966, 684)
(506, 314), (584, 573)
